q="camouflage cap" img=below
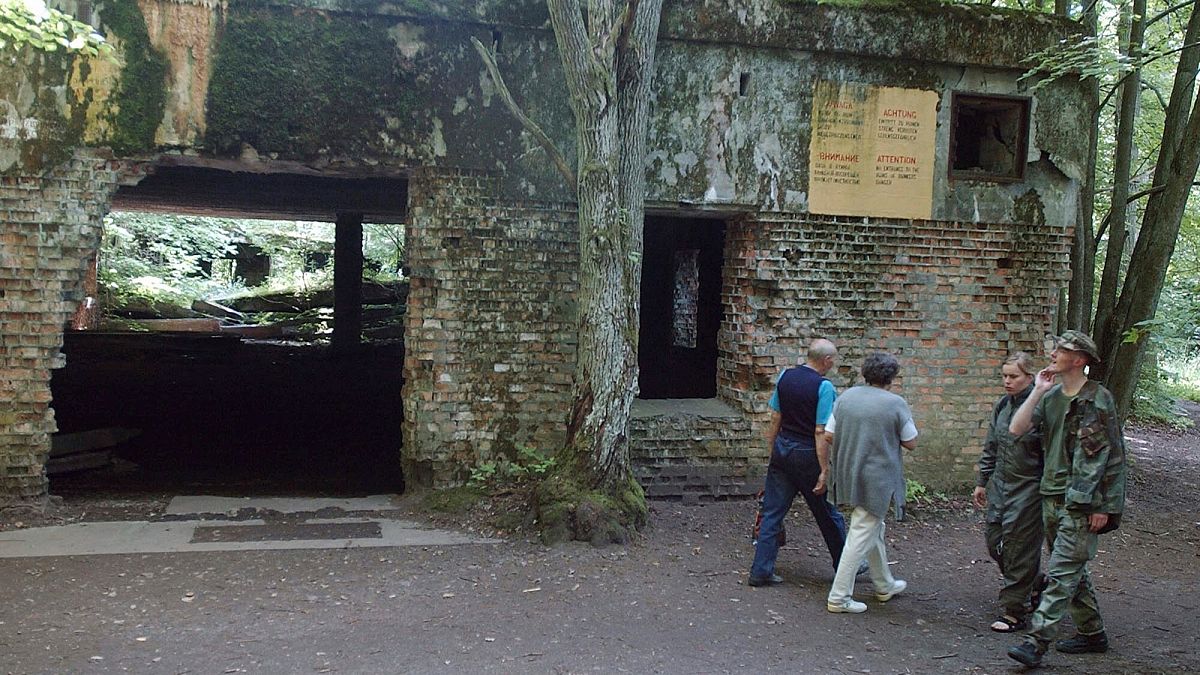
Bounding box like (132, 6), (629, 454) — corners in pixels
(1050, 330), (1101, 364)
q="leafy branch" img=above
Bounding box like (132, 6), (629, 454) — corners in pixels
(0, 0), (108, 55)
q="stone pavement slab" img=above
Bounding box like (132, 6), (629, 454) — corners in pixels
(0, 495), (499, 558)
(163, 494), (400, 515)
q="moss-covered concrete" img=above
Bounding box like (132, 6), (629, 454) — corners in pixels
(98, 0), (169, 155)
(206, 9), (403, 156)
(0, 48), (89, 175)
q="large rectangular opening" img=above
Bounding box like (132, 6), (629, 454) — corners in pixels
(49, 165), (410, 495)
(638, 216), (725, 399)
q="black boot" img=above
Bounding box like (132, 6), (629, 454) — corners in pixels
(1007, 641), (1045, 668)
(1056, 631), (1109, 654)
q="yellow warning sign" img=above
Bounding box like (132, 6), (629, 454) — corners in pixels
(808, 81), (939, 220)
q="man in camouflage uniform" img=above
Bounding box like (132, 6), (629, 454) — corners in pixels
(973, 352), (1044, 632)
(1005, 331), (1127, 668)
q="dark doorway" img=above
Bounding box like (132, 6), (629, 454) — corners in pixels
(638, 216), (725, 399)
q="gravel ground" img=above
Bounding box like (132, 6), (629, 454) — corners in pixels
(1, 409), (1197, 674)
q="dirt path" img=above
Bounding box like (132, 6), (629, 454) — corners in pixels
(2, 411), (1197, 673)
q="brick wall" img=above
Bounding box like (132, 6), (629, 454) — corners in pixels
(0, 150), (119, 503)
(402, 168), (579, 487)
(401, 175), (1069, 493)
(721, 214), (1071, 488)
(629, 399), (761, 501)
(0, 157), (1071, 500)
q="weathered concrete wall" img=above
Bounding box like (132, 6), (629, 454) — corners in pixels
(14, 0), (1088, 220)
(1, 0), (1087, 498)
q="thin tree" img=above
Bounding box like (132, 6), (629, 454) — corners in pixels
(1101, 3), (1200, 418)
(1092, 0), (1147, 359)
(474, 0), (664, 543)
(1066, 0), (1101, 331)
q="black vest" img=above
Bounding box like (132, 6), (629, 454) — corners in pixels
(777, 365), (826, 443)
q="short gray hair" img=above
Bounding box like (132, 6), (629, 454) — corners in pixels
(861, 352), (900, 386)
(808, 338), (837, 362)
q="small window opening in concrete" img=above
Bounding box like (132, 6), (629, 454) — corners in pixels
(638, 216), (725, 399)
(949, 93), (1030, 182)
(739, 72), (751, 97)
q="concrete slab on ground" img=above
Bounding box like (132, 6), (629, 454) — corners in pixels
(164, 494), (400, 515)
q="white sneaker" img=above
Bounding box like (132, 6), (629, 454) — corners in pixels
(875, 579), (907, 602)
(827, 598), (868, 613)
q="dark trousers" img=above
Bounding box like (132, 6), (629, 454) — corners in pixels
(750, 433), (848, 580)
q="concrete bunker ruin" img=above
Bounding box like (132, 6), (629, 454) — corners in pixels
(1, 0), (1089, 502)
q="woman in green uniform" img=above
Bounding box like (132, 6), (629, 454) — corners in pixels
(972, 352), (1045, 632)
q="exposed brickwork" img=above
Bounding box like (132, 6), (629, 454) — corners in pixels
(401, 177), (1070, 494)
(720, 214), (1071, 488)
(0, 150), (120, 503)
(402, 168), (579, 487)
(630, 400), (762, 502)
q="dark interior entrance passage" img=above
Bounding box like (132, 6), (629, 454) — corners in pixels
(638, 216), (725, 399)
(50, 334), (405, 493)
(49, 164), (410, 495)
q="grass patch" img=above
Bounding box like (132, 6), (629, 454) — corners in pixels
(419, 485), (486, 514)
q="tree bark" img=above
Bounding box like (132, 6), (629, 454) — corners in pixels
(547, 0), (664, 493)
(1066, 3), (1100, 331)
(1091, 0), (1145, 377)
(1102, 5), (1200, 420)
(525, 0), (663, 543)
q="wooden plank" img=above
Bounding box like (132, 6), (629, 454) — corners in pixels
(51, 428), (141, 457)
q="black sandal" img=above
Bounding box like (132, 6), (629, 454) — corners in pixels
(990, 614), (1028, 633)
(1028, 573), (1049, 613)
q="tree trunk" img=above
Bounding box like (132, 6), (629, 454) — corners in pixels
(1102, 5), (1200, 420)
(1091, 0), (1146, 378)
(535, 0), (664, 544)
(1066, 4), (1100, 330)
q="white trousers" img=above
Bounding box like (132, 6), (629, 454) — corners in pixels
(827, 506), (896, 604)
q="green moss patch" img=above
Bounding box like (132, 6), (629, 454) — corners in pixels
(100, 0), (168, 154)
(533, 473), (647, 546)
(419, 484), (487, 514)
(205, 9), (405, 157)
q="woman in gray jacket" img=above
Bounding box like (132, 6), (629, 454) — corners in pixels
(824, 352), (917, 614)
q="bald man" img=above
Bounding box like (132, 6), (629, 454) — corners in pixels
(748, 338), (855, 587)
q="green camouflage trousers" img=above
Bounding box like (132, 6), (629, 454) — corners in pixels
(1026, 495), (1105, 648)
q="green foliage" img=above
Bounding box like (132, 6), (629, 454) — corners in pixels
(905, 478), (947, 505)
(905, 478), (928, 503)
(1020, 35), (1132, 92)
(100, 213), (405, 311)
(0, 0), (108, 55)
(1131, 367), (1194, 429)
(100, 212), (240, 307)
(469, 444), (557, 487)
